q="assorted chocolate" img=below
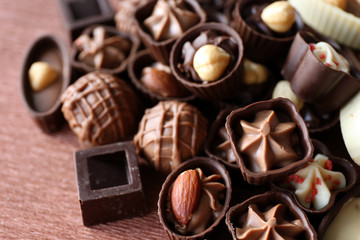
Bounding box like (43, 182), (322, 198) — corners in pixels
(21, 0), (360, 237)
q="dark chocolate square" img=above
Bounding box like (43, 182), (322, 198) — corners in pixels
(74, 141), (147, 226)
(58, 0), (115, 40)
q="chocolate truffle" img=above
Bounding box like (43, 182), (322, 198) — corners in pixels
(115, 0), (147, 35)
(134, 101), (208, 174)
(61, 72), (141, 147)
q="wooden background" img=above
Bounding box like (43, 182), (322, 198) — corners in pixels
(0, 0), (170, 239)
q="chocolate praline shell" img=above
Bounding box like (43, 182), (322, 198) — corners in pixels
(127, 49), (196, 106)
(272, 139), (358, 216)
(20, 34), (71, 133)
(71, 25), (139, 75)
(134, 0), (206, 65)
(282, 31), (360, 111)
(158, 157), (232, 240)
(225, 191), (317, 240)
(232, 0), (304, 66)
(170, 22), (244, 101)
(225, 97), (313, 185)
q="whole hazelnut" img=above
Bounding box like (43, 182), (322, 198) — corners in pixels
(261, 1), (296, 33)
(28, 61), (59, 92)
(322, 0), (347, 10)
(193, 44), (231, 82)
(243, 59), (268, 85)
(272, 80), (304, 110)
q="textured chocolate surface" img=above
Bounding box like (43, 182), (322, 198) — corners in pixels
(158, 157), (232, 240)
(134, 100), (208, 175)
(61, 72), (141, 147)
(20, 34), (70, 133)
(57, 0), (115, 40)
(226, 191), (317, 240)
(226, 98), (313, 185)
(74, 141), (147, 226)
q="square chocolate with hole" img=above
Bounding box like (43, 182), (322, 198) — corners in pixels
(58, 0), (114, 40)
(74, 141), (147, 226)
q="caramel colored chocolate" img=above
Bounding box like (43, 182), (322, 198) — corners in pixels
(74, 141), (147, 226)
(134, 101), (208, 174)
(115, 0), (147, 35)
(61, 72), (141, 147)
(226, 98), (313, 185)
(281, 31), (360, 111)
(20, 35), (70, 133)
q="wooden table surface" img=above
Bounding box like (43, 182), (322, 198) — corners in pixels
(0, 0), (169, 239)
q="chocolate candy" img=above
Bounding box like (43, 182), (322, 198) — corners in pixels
(74, 141), (147, 226)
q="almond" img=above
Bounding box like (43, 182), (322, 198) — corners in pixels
(171, 169), (202, 227)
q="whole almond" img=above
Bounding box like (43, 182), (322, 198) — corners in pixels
(171, 169), (202, 227)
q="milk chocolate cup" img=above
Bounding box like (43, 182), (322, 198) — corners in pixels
(127, 49), (196, 106)
(225, 97), (313, 185)
(272, 139), (359, 215)
(71, 24), (140, 75)
(232, 0), (304, 66)
(225, 191), (317, 240)
(134, 0), (206, 65)
(20, 35), (71, 133)
(170, 22), (245, 101)
(318, 183), (360, 240)
(158, 157), (232, 240)
(282, 31), (360, 111)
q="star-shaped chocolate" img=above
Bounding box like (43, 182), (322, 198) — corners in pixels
(238, 110), (298, 172)
(75, 26), (131, 70)
(236, 203), (305, 240)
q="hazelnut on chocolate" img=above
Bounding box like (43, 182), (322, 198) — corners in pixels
(261, 1), (296, 33)
(28, 61), (59, 92)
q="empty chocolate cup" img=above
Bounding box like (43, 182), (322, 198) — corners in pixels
(318, 183), (360, 240)
(134, 0), (206, 65)
(282, 31), (360, 111)
(20, 35), (71, 133)
(225, 97), (313, 185)
(71, 25), (140, 75)
(127, 49), (196, 106)
(226, 191), (317, 240)
(158, 157), (232, 240)
(232, 0), (304, 66)
(272, 139), (358, 216)
(57, 0), (115, 40)
(170, 22), (245, 101)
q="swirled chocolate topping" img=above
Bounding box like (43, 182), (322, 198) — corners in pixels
(179, 30), (238, 82)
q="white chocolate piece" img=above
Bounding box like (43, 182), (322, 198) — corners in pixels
(28, 61), (59, 92)
(272, 80), (304, 110)
(261, 1), (296, 33)
(193, 44), (230, 82)
(340, 91), (360, 165)
(323, 197), (360, 240)
(242, 59), (268, 85)
(322, 0), (347, 10)
(310, 42), (350, 73)
(288, 154), (346, 210)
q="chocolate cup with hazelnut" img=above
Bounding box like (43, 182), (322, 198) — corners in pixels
(232, 0), (304, 67)
(71, 24), (140, 75)
(272, 139), (358, 216)
(225, 191), (317, 240)
(282, 31), (360, 111)
(318, 182), (360, 240)
(225, 97), (313, 185)
(158, 157), (232, 240)
(170, 22), (244, 102)
(134, 0), (206, 65)
(127, 49), (196, 106)
(20, 34), (71, 133)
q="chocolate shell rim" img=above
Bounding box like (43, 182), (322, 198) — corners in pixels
(225, 97), (314, 185)
(71, 24), (140, 75)
(157, 157), (232, 239)
(127, 49), (197, 103)
(20, 34), (70, 117)
(271, 139), (359, 215)
(170, 22), (244, 88)
(225, 191), (317, 240)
